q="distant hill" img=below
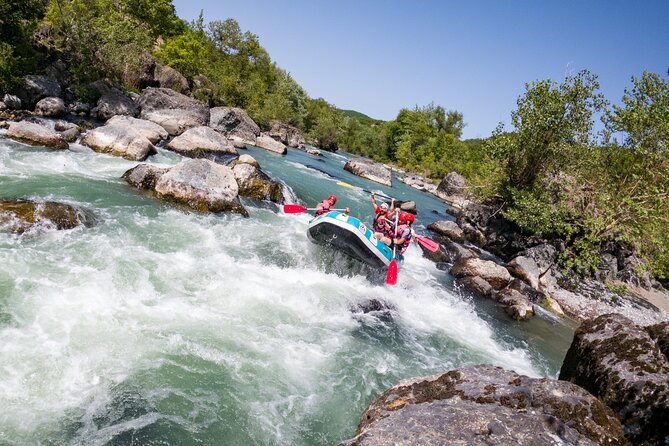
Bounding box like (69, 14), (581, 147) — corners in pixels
(339, 109), (375, 120)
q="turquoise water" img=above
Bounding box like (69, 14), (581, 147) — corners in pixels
(0, 136), (574, 445)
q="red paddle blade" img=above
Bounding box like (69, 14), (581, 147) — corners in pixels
(283, 204), (308, 214)
(386, 259), (398, 285)
(415, 236), (439, 252)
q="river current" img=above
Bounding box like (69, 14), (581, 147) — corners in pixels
(0, 136), (575, 445)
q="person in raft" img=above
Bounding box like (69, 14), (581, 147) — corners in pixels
(392, 211), (415, 255)
(315, 194), (349, 216)
(371, 192), (395, 246)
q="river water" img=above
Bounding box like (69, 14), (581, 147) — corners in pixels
(0, 136), (575, 445)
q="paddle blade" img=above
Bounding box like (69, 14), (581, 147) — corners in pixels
(336, 181), (355, 189)
(386, 259), (398, 285)
(415, 235), (439, 252)
(282, 204), (308, 214)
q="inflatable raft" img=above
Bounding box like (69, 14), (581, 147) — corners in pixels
(307, 211), (400, 269)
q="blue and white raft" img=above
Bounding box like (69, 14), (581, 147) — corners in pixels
(307, 211), (401, 269)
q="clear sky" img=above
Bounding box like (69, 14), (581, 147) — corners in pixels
(171, 0), (669, 139)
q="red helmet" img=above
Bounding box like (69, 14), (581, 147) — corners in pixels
(328, 195), (337, 204)
(399, 212), (414, 224)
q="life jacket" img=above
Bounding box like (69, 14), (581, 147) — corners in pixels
(395, 224), (413, 254)
(373, 209), (388, 233)
(315, 199), (332, 216)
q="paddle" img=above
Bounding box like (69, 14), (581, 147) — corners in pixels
(336, 181), (393, 200)
(283, 204), (348, 214)
(386, 213), (400, 285)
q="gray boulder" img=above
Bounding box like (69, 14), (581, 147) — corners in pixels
(450, 257), (511, 289)
(339, 364), (625, 446)
(92, 90), (140, 121)
(268, 121), (305, 148)
(17, 75), (62, 109)
(68, 102), (93, 115)
(232, 163), (283, 203)
(343, 159), (391, 186)
(427, 220), (464, 243)
(209, 107), (260, 141)
(137, 87), (209, 136)
(122, 164), (169, 190)
(506, 255), (541, 290)
(559, 313), (669, 445)
(55, 121), (81, 143)
(306, 148), (321, 156)
(6, 121), (68, 150)
(34, 97), (66, 117)
(0, 200), (95, 234)
(495, 288), (534, 320)
(3, 94), (22, 110)
(437, 171), (467, 196)
(155, 64), (190, 95)
(398, 200), (417, 214)
(255, 134), (287, 154)
(154, 159), (248, 216)
(104, 116), (168, 144)
(81, 121), (156, 161)
(165, 126), (237, 158)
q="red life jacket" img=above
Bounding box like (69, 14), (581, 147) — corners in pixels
(315, 199), (332, 216)
(373, 209), (388, 233)
(395, 224), (413, 254)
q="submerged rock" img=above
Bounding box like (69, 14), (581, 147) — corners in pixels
(0, 200), (95, 233)
(339, 364), (625, 446)
(559, 313), (669, 445)
(6, 121), (68, 150)
(344, 159), (391, 186)
(232, 163), (283, 202)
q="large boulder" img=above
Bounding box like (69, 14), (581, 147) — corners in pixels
(81, 121), (156, 161)
(209, 107), (260, 141)
(559, 313), (669, 445)
(137, 53), (159, 90)
(54, 120), (81, 142)
(137, 87), (209, 135)
(268, 121), (305, 148)
(6, 121), (68, 150)
(0, 200), (95, 233)
(92, 90), (140, 121)
(104, 116), (168, 144)
(16, 75), (62, 109)
(339, 364), (625, 446)
(155, 64), (190, 95)
(122, 164), (169, 190)
(506, 255), (541, 290)
(427, 220), (464, 243)
(34, 97), (66, 117)
(496, 288), (534, 320)
(3, 94), (22, 110)
(232, 162), (283, 202)
(450, 257), (511, 289)
(437, 171), (467, 196)
(254, 134), (287, 154)
(165, 126), (238, 159)
(343, 159), (391, 186)
(153, 159), (248, 216)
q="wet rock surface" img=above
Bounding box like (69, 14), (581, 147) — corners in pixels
(81, 120), (156, 161)
(0, 200), (95, 233)
(6, 121), (68, 150)
(339, 364), (626, 446)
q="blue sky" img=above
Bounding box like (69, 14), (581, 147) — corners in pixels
(171, 0), (669, 139)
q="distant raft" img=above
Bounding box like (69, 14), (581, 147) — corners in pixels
(307, 211), (400, 269)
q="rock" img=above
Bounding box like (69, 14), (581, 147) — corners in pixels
(137, 87), (209, 136)
(105, 116), (168, 144)
(92, 90), (140, 121)
(343, 159), (392, 186)
(306, 148), (321, 156)
(0, 200), (94, 233)
(59, 127), (80, 143)
(68, 102), (92, 115)
(540, 295), (565, 316)
(137, 53), (159, 90)
(122, 164), (169, 190)
(236, 154), (259, 167)
(339, 364), (626, 446)
(209, 107), (260, 141)
(427, 220), (464, 243)
(646, 322), (669, 359)
(154, 158), (248, 216)
(81, 121), (156, 161)
(418, 243), (450, 263)
(228, 135), (254, 149)
(398, 201), (416, 214)
(450, 257), (511, 289)
(506, 255), (541, 290)
(155, 64), (190, 95)
(496, 288), (534, 320)
(34, 97), (66, 117)
(596, 253), (618, 282)
(16, 75), (62, 109)
(437, 171), (467, 196)
(268, 121), (305, 148)
(6, 121), (68, 150)
(232, 163), (283, 202)
(254, 134), (287, 154)
(165, 126), (238, 158)
(458, 276), (493, 297)
(559, 313), (669, 445)
(3, 94), (22, 110)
